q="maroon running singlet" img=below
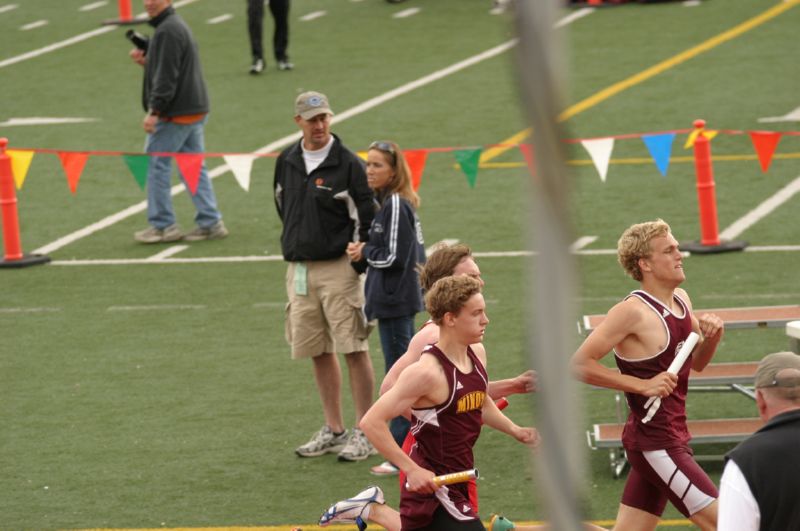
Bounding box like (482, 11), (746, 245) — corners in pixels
(399, 344), (488, 530)
(614, 290), (718, 517)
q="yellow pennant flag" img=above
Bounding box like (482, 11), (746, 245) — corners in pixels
(684, 129), (718, 149)
(7, 150), (35, 189)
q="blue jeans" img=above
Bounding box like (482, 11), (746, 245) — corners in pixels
(378, 315), (416, 446)
(145, 116), (222, 230)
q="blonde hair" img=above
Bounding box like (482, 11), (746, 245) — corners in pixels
(368, 141), (420, 209)
(617, 219), (671, 281)
(424, 275), (482, 325)
(418, 243), (473, 292)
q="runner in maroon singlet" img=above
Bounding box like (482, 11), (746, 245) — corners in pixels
(362, 276), (539, 530)
(572, 219), (724, 531)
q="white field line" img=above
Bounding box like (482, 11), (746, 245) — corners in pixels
(0, 0), (200, 70)
(21, 20), (49, 31)
(570, 235), (597, 251)
(393, 8), (421, 19)
(554, 7), (594, 28)
(79, 1), (108, 12)
(0, 306), (61, 313)
(299, 10), (326, 21)
(718, 175), (800, 241)
(0, 117), (99, 127)
(107, 304), (206, 311)
(32, 9), (590, 256)
(44, 243), (800, 266)
(0, 3), (19, 14)
(207, 13), (233, 24)
(146, 245), (188, 260)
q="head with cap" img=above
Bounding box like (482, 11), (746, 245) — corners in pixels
(294, 91), (335, 151)
(754, 351), (800, 420)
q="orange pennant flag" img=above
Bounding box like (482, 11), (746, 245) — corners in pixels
(57, 151), (89, 194)
(7, 149), (35, 189)
(403, 149), (428, 191)
(174, 154), (204, 195)
(749, 131), (782, 173)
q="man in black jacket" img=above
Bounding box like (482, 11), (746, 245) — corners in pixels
(718, 351), (800, 530)
(274, 91), (377, 462)
(130, 0), (226, 243)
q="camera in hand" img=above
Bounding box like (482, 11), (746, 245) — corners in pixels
(125, 29), (149, 54)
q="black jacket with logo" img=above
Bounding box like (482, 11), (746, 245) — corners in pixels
(274, 135), (374, 262)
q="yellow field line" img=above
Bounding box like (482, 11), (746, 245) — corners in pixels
(483, 0), (800, 163)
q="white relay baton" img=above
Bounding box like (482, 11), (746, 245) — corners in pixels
(641, 332), (700, 424)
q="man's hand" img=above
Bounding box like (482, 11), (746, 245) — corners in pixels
(640, 372), (678, 398)
(514, 426), (541, 448)
(129, 48), (146, 66)
(698, 313), (724, 342)
(513, 369), (537, 394)
(143, 113), (158, 133)
(346, 241), (364, 262)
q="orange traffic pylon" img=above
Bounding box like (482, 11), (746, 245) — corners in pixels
(0, 138), (50, 268)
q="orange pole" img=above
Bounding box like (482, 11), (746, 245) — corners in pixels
(0, 138), (24, 261)
(692, 119), (721, 247)
(118, 0), (133, 22)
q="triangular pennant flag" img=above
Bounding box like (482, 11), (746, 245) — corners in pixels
(123, 154), (150, 191)
(57, 151), (89, 194)
(748, 131), (782, 173)
(641, 133), (675, 177)
(580, 138), (614, 182)
(403, 149), (428, 191)
(223, 154), (257, 192)
(684, 128), (718, 149)
(356, 150), (368, 161)
(518, 143), (535, 177)
(174, 153), (204, 195)
(7, 149), (35, 189)
(454, 148), (482, 188)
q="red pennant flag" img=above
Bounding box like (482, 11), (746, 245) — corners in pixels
(403, 149), (428, 191)
(57, 152), (89, 194)
(518, 143), (536, 178)
(174, 154), (204, 195)
(749, 131), (782, 173)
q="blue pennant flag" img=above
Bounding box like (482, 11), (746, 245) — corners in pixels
(642, 133), (676, 177)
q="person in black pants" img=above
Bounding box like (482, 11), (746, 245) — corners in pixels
(246, 0), (292, 74)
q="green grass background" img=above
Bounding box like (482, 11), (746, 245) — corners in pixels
(1, 0), (799, 529)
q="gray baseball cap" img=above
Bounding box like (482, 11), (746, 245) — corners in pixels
(755, 351), (800, 388)
(295, 91), (334, 120)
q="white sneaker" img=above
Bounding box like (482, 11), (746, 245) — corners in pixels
(337, 428), (377, 462)
(296, 426), (349, 457)
(319, 485), (385, 528)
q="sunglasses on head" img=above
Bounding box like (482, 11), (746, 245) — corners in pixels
(369, 141), (396, 156)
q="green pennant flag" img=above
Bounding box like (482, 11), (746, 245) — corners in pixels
(454, 148), (482, 188)
(123, 154), (150, 191)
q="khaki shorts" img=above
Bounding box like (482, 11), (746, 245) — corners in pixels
(284, 254), (371, 359)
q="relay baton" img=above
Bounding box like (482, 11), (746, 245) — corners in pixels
(406, 468), (479, 489)
(641, 332), (700, 424)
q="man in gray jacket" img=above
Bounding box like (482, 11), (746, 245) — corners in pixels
(130, 0), (226, 243)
